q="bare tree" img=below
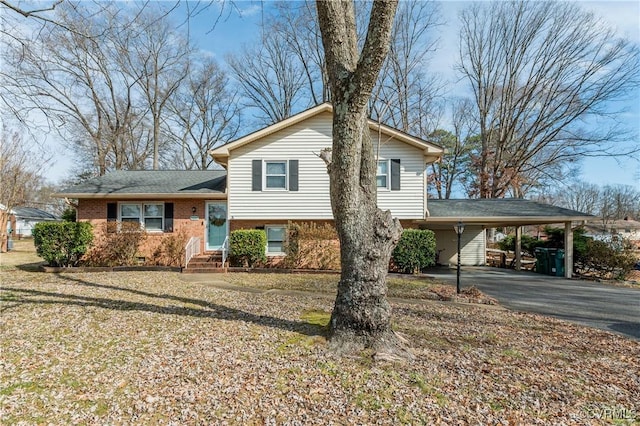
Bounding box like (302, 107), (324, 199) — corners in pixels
(316, 0), (412, 359)
(371, 0), (442, 135)
(270, 1), (330, 105)
(459, 0), (640, 199)
(2, 2), (195, 175)
(546, 181), (602, 215)
(166, 58), (240, 170)
(0, 0), (86, 38)
(600, 184), (640, 223)
(227, 29), (307, 126)
(0, 125), (45, 247)
(117, 6), (192, 170)
(3, 2), (151, 175)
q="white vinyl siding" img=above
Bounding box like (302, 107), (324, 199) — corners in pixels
(227, 111), (426, 220)
(432, 226), (486, 266)
(375, 139), (425, 218)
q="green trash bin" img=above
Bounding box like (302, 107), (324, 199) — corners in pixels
(547, 248), (558, 276)
(534, 247), (549, 275)
(554, 249), (565, 277)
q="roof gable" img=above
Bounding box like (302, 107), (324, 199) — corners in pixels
(210, 103), (444, 166)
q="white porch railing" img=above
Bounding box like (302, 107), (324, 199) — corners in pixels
(221, 236), (230, 268)
(184, 236), (201, 269)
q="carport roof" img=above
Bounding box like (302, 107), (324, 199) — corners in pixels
(423, 198), (594, 227)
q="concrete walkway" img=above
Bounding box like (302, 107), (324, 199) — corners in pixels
(426, 267), (640, 341)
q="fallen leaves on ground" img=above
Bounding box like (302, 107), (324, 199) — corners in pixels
(1, 270), (638, 425)
(220, 273), (498, 305)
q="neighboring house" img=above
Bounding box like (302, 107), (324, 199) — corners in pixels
(56, 103), (443, 261)
(12, 206), (61, 238)
(584, 217), (640, 248)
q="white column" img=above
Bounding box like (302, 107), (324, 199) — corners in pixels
(564, 221), (573, 278)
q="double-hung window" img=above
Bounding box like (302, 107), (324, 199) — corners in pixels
(120, 203), (141, 225)
(252, 159), (298, 192)
(265, 225), (286, 255)
(143, 204), (164, 231)
(265, 161), (287, 190)
(377, 160), (390, 189)
(119, 202), (164, 231)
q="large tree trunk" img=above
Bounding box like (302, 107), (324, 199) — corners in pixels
(317, 0), (411, 360)
(328, 106), (404, 356)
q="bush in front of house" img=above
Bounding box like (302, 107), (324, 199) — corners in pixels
(83, 222), (147, 267)
(33, 221), (93, 267)
(150, 230), (188, 267)
(284, 222), (340, 270)
(392, 229), (436, 274)
(229, 229), (266, 267)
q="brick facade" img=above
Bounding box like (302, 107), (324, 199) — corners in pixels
(78, 199), (209, 259)
(229, 219), (418, 232)
(78, 199), (421, 262)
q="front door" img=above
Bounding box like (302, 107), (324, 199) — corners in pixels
(206, 201), (227, 251)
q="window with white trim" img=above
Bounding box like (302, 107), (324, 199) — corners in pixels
(265, 225), (286, 255)
(265, 161), (287, 190)
(377, 160), (389, 189)
(119, 202), (164, 231)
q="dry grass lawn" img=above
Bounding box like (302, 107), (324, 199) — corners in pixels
(1, 241), (638, 424)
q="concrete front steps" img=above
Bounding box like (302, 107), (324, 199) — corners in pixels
(183, 252), (227, 273)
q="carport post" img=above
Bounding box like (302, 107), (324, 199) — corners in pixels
(564, 222), (573, 279)
(515, 226), (522, 271)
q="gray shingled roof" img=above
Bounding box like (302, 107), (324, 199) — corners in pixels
(425, 199), (594, 225)
(56, 170), (227, 198)
(13, 207), (60, 221)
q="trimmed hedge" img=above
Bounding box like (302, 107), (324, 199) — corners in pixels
(392, 229), (436, 273)
(33, 222), (93, 267)
(229, 229), (266, 267)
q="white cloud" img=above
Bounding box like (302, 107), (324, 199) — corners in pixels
(578, 1), (640, 40)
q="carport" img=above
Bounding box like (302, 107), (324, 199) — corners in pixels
(419, 199), (594, 278)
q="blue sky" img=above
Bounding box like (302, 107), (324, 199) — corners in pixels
(184, 0), (640, 189)
(39, 0), (640, 188)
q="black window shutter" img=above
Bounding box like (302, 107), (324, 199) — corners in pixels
(164, 203), (174, 233)
(107, 203), (117, 221)
(391, 159), (401, 191)
(289, 160), (299, 191)
(252, 159), (262, 191)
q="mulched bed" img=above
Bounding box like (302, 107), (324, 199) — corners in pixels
(1, 270), (638, 424)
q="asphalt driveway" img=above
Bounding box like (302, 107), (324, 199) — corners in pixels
(427, 267), (640, 341)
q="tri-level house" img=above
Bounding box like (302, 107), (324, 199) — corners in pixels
(57, 103), (442, 266)
(57, 103), (592, 276)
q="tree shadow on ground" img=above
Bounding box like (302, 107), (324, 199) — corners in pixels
(1, 274), (327, 338)
(15, 262), (46, 272)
